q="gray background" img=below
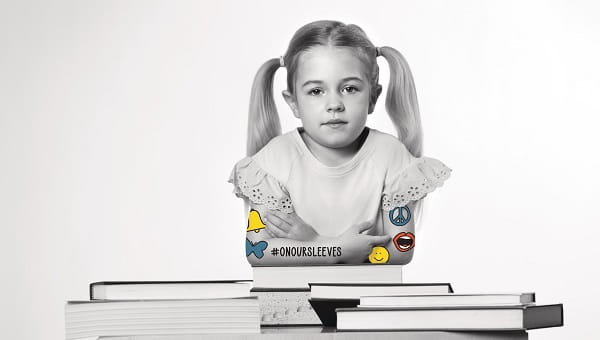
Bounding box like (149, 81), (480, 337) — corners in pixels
(2, 0), (599, 339)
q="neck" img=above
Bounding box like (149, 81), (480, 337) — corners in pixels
(299, 127), (369, 167)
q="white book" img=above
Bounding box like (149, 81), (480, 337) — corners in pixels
(252, 265), (403, 289)
(65, 297), (259, 340)
(250, 288), (321, 325)
(336, 304), (563, 331)
(310, 282), (452, 300)
(90, 280), (252, 300)
(359, 292), (535, 308)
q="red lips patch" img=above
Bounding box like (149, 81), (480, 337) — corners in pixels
(393, 232), (415, 252)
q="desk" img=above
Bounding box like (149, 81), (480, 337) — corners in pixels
(101, 326), (528, 340)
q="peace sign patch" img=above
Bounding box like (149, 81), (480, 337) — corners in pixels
(389, 206), (411, 226)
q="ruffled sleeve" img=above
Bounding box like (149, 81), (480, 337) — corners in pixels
(381, 157), (452, 211)
(228, 157), (294, 213)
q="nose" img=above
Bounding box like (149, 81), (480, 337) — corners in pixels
(326, 95), (345, 113)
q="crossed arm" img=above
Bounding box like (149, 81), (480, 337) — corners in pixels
(378, 201), (417, 265)
(244, 202), (418, 266)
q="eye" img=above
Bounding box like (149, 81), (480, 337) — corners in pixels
(343, 86), (358, 94)
(308, 88), (323, 96)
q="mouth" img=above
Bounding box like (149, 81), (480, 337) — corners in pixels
(374, 256), (384, 261)
(322, 119), (347, 128)
(393, 232), (415, 252)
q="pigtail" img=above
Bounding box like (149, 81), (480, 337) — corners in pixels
(247, 58), (283, 157)
(378, 46), (423, 158)
(379, 46), (425, 229)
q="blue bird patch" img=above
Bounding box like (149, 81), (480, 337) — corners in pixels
(246, 238), (268, 259)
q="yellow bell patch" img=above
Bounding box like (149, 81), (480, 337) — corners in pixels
(247, 209), (267, 233)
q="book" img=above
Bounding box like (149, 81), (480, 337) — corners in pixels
(359, 292), (535, 308)
(90, 280), (252, 300)
(250, 288), (321, 325)
(250, 265), (405, 325)
(308, 283), (453, 327)
(310, 282), (453, 300)
(336, 303), (563, 331)
(252, 264), (403, 289)
(64, 297), (260, 340)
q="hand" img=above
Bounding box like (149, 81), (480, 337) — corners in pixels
(263, 210), (319, 241)
(338, 220), (391, 264)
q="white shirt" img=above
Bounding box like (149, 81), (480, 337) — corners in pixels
(229, 127), (450, 237)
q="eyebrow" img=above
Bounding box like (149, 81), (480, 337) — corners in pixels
(301, 77), (364, 87)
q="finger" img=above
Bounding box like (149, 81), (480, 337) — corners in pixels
(266, 213), (292, 232)
(355, 221), (374, 233)
(265, 228), (274, 238)
(267, 224), (288, 238)
(273, 211), (295, 224)
(367, 235), (391, 246)
(263, 214), (282, 227)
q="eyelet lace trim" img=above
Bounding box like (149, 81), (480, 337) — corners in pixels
(381, 157), (451, 211)
(228, 157), (294, 213)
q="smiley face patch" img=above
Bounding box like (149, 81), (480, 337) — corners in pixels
(393, 232), (415, 252)
(368, 246), (390, 264)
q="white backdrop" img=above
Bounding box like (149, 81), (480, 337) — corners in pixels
(2, 0), (599, 339)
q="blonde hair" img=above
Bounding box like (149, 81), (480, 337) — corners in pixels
(247, 58), (282, 157)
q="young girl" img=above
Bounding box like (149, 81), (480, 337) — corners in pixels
(229, 20), (451, 266)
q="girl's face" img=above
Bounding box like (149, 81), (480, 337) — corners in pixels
(283, 46), (380, 150)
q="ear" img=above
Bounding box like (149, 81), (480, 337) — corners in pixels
(368, 84), (383, 114)
(282, 90), (301, 119)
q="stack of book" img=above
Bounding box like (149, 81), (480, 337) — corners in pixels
(65, 280), (258, 339)
(65, 271), (564, 338)
(308, 282), (453, 327)
(250, 264), (405, 325)
(307, 283), (564, 332)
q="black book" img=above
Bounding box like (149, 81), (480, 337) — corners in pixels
(90, 280), (252, 300)
(309, 282), (453, 327)
(336, 303), (564, 331)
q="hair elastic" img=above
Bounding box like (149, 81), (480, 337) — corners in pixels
(279, 55), (285, 68)
(375, 47), (382, 57)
